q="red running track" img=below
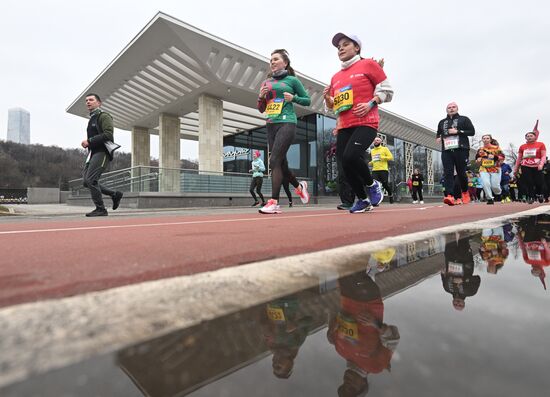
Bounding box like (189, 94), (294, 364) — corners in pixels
(0, 203), (544, 308)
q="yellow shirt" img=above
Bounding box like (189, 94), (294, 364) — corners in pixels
(369, 146), (394, 171)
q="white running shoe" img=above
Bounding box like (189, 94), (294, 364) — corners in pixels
(259, 199), (281, 214)
(295, 181), (310, 204)
(412, 200), (418, 204)
(419, 200), (424, 204)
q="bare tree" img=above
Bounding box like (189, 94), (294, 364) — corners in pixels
(503, 143), (518, 165)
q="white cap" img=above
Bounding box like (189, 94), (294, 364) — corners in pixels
(332, 33), (362, 51)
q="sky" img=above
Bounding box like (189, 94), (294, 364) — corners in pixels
(1, 0), (548, 160)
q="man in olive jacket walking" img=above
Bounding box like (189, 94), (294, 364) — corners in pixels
(81, 93), (123, 217)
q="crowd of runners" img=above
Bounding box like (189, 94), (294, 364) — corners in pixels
(79, 32), (547, 217)
(248, 33), (547, 213)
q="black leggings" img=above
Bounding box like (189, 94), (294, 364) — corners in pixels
(442, 149), (469, 197)
(337, 126), (377, 200)
(412, 186), (423, 201)
(521, 166), (544, 199)
(282, 177), (293, 203)
(372, 170), (393, 198)
(267, 123), (299, 200)
(249, 176), (265, 203)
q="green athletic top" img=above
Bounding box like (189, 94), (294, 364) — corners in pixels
(257, 75), (311, 124)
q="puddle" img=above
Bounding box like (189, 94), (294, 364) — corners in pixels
(2, 214), (550, 397)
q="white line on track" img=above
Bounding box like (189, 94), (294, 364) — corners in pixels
(0, 206), (433, 236)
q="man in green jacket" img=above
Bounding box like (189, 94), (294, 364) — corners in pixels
(81, 93), (123, 217)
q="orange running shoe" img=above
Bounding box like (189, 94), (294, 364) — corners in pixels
(462, 191), (471, 204)
(455, 198), (463, 205)
(443, 195), (455, 206)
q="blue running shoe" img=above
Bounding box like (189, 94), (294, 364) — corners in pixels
(367, 180), (384, 206)
(350, 199), (373, 213)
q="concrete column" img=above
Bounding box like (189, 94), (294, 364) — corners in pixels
(159, 113), (181, 192)
(198, 94), (223, 173)
(131, 126), (150, 192)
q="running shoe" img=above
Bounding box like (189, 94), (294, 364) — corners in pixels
(251, 201), (260, 207)
(367, 180), (384, 206)
(455, 198), (463, 205)
(259, 199), (281, 214)
(288, 201), (293, 208)
(537, 195), (544, 204)
(443, 195), (455, 206)
(350, 199), (373, 213)
(337, 203), (353, 210)
(461, 191), (471, 204)
(295, 181), (310, 204)
(487, 199), (494, 205)
(412, 200), (418, 204)
(419, 200), (424, 204)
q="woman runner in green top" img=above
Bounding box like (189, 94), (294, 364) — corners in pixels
(257, 49), (311, 214)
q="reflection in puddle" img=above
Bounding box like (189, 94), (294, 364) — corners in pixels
(2, 215), (550, 397)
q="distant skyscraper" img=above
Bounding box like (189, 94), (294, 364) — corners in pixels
(7, 108), (30, 144)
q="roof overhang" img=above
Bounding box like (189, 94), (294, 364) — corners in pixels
(66, 12), (327, 139)
(67, 11), (438, 147)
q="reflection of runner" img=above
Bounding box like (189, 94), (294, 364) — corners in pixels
(436, 102), (476, 206)
(261, 295), (313, 378)
(323, 33), (394, 213)
(479, 227), (509, 274)
(257, 49), (310, 214)
(249, 150), (266, 207)
(441, 232), (481, 311)
(328, 272), (399, 397)
(476, 134), (505, 204)
(517, 214), (550, 289)
(367, 248), (396, 280)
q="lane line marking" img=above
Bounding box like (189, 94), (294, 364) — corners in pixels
(0, 206), (434, 236)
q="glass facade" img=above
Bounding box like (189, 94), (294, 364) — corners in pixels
(223, 113), (442, 198)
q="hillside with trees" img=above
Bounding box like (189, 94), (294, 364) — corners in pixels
(0, 140), (197, 190)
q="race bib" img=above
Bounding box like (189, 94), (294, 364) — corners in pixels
(337, 314), (359, 342)
(527, 249), (542, 261)
(265, 98), (284, 116)
(372, 153), (381, 162)
(523, 148), (537, 158)
(333, 85), (353, 115)
(443, 136), (459, 150)
(482, 159), (495, 167)
(413, 181), (419, 186)
(447, 261), (464, 276)
(266, 305), (286, 322)
(484, 242), (499, 250)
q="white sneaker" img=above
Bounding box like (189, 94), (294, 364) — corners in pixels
(259, 199), (281, 214)
(412, 200), (418, 204)
(419, 200), (424, 204)
(295, 181), (310, 204)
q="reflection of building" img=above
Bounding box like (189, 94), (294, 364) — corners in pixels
(67, 12), (442, 196)
(6, 108), (30, 145)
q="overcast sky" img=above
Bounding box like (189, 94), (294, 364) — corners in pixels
(1, 0), (548, 160)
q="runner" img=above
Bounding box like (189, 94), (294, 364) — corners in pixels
(410, 168), (424, 204)
(514, 130), (546, 204)
(500, 162), (513, 203)
(249, 150), (266, 207)
(369, 136), (394, 204)
(475, 134), (505, 205)
(323, 33), (394, 213)
(257, 49), (311, 214)
(436, 102), (476, 206)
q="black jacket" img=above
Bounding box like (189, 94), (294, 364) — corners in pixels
(436, 113), (475, 151)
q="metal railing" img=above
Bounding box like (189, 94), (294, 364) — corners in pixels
(69, 166), (313, 196)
